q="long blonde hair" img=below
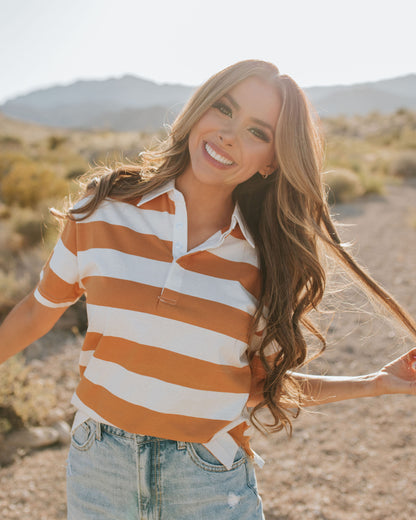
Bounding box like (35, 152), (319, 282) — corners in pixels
(66, 60), (416, 434)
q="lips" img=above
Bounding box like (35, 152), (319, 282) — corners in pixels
(203, 141), (235, 168)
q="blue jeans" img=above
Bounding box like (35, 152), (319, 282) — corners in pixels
(66, 419), (265, 519)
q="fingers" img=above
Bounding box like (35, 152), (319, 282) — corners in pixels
(408, 348), (416, 371)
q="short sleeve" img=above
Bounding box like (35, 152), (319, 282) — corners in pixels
(34, 218), (85, 308)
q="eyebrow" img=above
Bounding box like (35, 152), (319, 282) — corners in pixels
(223, 93), (274, 133)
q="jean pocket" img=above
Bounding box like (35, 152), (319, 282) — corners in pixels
(71, 420), (96, 452)
(186, 442), (247, 472)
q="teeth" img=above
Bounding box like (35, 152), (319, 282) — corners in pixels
(205, 143), (233, 165)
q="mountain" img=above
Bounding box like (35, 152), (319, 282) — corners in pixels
(306, 74), (416, 117)
(0, 75), (194, 132)
(1, 73), (415, 131)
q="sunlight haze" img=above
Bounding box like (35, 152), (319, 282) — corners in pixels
(0, 0), (415, 103)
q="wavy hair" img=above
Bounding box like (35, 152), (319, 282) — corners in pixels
(62, 60), (416, 435)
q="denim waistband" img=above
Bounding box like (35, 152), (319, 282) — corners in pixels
(72, 411), (264, 469)
(93, 420), (179, 445)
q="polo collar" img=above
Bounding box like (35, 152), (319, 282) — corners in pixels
(136, 179), (176, 207)
(229, 203), (255, 248)
(137, 179), (255, 249)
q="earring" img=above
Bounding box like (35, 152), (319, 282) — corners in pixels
(261, 173), (269, 179)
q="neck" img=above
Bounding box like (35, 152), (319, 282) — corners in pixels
(175, 173), (235, 231)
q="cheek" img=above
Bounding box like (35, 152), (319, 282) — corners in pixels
(188, 117), (210, 149)
(191, 112), (214, 136)
(188, 126), (202, 156)
(244, 142), (274, 167)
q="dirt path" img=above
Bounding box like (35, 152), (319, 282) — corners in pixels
(1, 181), (415, 519)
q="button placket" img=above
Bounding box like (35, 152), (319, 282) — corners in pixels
(171, 190), (188, 261)
(158, 261), (186, 305)
(159, 189), (188, 305)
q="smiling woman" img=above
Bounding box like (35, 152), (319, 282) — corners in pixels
(1, 59), (416, 520)
(183, 76), (280, 193)
(176, 75), (281, 249)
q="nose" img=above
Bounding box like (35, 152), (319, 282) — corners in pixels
(218, 125), (236, 147)
(218, 133), (234, 147)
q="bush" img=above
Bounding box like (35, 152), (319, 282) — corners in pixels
(1, 160), (68, 208)
(9, 208), (45, 248)
(0, 355), (56, 433)
(389, 151), (416, 178)
(358, 172), (385, 196)
(324, 168), (365, 204)
(0, 136), (22, 149)
(0, 269), (33, 316)
(0, 242), (48, 318)
(48, 135), (67, 150)
(0, 152), (29, 181)
(66, 166), (88, 180)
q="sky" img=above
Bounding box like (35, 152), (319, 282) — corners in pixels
(0, 0), (415, 104)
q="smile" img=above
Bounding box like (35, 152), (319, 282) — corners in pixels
(204, 142), (234, 165)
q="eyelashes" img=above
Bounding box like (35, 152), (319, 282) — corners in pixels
(249, 127), (270, 142)
(211, 101), (271, 143)
(212, 101), (232, 117)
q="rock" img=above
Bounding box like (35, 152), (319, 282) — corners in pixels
(44, 408), (66, 425)
(51, 420), (71, 444)
(5, 427), (59, 449)
(0, 446), (15, 466)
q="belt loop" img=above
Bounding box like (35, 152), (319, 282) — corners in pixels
(176, 440), (187, 450)
(94, 421), (102, 441)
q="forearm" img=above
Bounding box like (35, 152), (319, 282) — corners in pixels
(290, 371), (381, 406)
(0, 291), (65, 364)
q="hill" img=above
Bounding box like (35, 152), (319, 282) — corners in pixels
(1, 73), (415, 131)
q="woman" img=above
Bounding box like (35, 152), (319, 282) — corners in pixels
(1, 60), (415, 519)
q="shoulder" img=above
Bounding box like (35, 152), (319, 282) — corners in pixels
(69, 195), (137, 221)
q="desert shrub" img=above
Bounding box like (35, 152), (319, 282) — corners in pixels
(9, 208), (45, 248)
(397, 126), (416, 150)
(14, 220), (43, 248)
(66, 165), (88, 180)
(0, 269), (33, 317)
(0, 136), (22, 149)
(47, 135), (67, 150)
(324, 115), (350, 137)
(389, 151), (416, 178)
(0, 152), (29, 180)
(1, 160), (68, 208)
(0, 354), (56, 433)
(324, 168), (365, 204)
(0, 241), (48, 315)
(358, 172), (385, 196)
(369, 156), (390, 177)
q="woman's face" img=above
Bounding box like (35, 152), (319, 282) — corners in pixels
(182, 76), (281, 196)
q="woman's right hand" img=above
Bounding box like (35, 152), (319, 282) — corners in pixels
(373, 348), (416, 396)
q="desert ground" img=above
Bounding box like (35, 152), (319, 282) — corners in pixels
(0, 180), (415, 519)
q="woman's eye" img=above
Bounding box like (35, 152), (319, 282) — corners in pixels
(250, 128), (270, 142)
(212, 102), (232, 117)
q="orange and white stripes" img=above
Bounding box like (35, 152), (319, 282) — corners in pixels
(34, 180), (270, 463)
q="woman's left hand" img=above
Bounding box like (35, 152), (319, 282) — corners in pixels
(375, 347), (416, 395)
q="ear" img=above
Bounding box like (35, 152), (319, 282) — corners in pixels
(259, 162), (277, 178)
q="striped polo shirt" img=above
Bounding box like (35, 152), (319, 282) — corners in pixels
(35, 179), (269, 468)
